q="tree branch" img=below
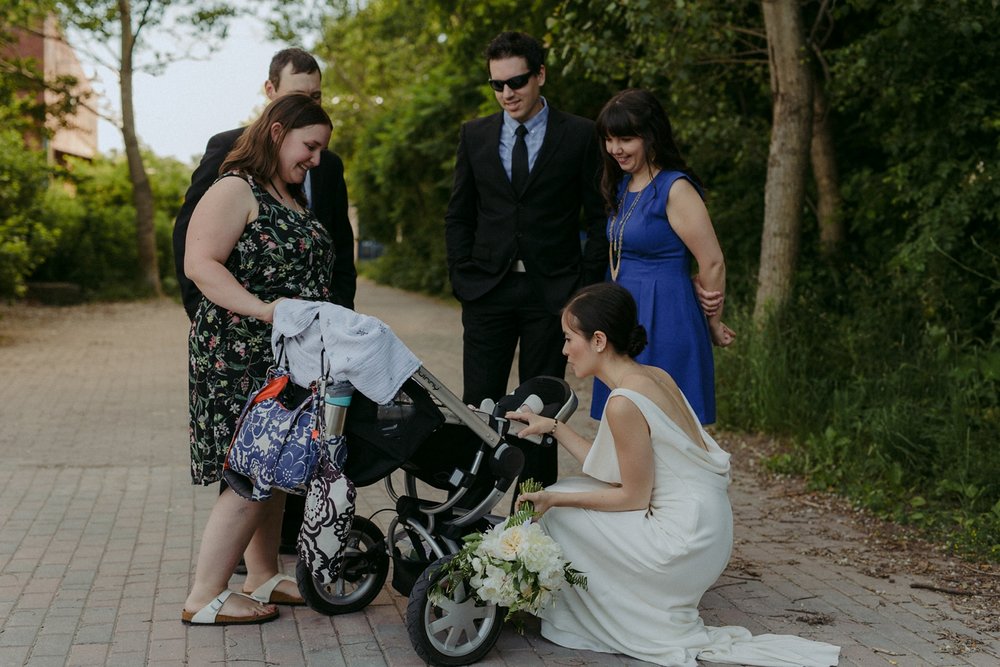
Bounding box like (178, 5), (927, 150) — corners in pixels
(695, 52), (769, 67)
(724, 24), (767, 40)
(911, 582), (1000, 597)
(132, 0), (157, 45)
(810, 42), (830, 84)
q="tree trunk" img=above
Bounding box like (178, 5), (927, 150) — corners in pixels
(118, 0), (161, 295)
(754, 0), (813, 323)
(810, 78), (843, 257)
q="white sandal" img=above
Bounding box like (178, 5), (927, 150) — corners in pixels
(181, 590), (279, 625)
(244, 573), (304, 606)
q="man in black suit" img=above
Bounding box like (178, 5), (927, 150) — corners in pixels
(173, 48), (356, 554)
(445, 31), (607, 486)
(173, 48), (356, 318)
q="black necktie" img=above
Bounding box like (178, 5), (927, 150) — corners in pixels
(511, 124), (529, 194)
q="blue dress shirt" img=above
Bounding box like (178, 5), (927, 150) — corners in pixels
(500, 98), (549, 182)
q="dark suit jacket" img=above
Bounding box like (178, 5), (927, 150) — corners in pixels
(172, 127), (357, 319)
(444, 107), (607, 312)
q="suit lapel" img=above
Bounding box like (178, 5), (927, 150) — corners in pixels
(307, 159), (321, 211)
(523, 108), (567, 193)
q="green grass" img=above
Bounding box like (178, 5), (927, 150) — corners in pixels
(716, 297), (1000, 563)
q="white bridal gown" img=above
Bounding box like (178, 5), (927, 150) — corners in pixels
(537, 388), (841, 667)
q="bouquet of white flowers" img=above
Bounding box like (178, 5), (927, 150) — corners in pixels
(430, 479), (587, 622)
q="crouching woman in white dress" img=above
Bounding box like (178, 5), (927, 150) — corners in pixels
(507, 283), (840, 667)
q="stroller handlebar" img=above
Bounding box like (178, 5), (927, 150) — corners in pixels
(412, 366), (505, 448)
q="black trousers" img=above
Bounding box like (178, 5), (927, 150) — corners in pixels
(280, 494), (305, 550)
(461, 272), (566, 487)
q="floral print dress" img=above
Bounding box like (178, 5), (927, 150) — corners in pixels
(188, 172), (333, 485)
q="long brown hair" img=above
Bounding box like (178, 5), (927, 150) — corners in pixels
(220, 92), (331, 206)
(595, 88), (702, 214)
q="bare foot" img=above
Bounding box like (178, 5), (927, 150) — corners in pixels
(271, 577), (304, 604)
(183, 591), (277, 620)
(243, 573), (304, 605)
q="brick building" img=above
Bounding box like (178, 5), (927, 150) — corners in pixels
(7, 14), (97, 164)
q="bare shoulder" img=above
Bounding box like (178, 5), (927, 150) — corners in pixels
(621, 366), (709, 449)
(666, 177), (706, 210)
(209, 173), (253, 194)
(605, 391), (644, 421)
(192, 174), (256, 227)
(620, 366), (675, 397)
(668, 176), (698, 196)
(200, 175), (255, 208)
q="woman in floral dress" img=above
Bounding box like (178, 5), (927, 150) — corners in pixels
(181, 93), (334, 625)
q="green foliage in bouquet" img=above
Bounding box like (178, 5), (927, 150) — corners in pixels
(431, 479), (587, 625)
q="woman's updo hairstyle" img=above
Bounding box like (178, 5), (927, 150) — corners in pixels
(563, 283), (647, 358)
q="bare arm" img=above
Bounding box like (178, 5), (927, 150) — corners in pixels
(184, 177), (279, 323)
(505, 411), (593, 465)
(667, 179), (736, 347)
(511, 397), (655, 516)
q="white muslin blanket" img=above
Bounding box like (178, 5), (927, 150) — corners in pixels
(271, 299), (421, 404)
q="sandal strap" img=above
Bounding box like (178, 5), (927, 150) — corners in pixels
(190, 589), (233, 624)
(247, 574), (296, 603)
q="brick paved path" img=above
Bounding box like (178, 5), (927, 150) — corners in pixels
(0, 279), (997, 666)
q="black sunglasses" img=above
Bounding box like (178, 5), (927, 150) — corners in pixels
(488, 72), (534, 92)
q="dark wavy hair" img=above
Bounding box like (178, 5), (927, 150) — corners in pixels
(595, 88), (702, 214)
(484, 31), (546, 74)
(220, 93), (331, 207)
(564, 283), (648, 358)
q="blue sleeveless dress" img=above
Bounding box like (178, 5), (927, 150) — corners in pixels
(591, 170), (715, 424)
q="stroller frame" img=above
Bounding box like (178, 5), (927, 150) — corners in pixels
(296, 364), (577, 666)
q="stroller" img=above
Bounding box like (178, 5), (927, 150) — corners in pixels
(295, 364), (577, 665)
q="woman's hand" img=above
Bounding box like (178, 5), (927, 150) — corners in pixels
(515, 490), (556, 518)
(257, 297), (286, 324)
(692, 275), (724, 317)
(504, 411), (556, 437)
(710, 320), (736, 347)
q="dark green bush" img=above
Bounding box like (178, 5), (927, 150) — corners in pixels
(32, 152), (189, 299)
(0, 130), (58, 299)
(718, 262), (1000, 560)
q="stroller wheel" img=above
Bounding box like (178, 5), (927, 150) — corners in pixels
(296, 516), (389, 615)
(406, 555), (505, 666)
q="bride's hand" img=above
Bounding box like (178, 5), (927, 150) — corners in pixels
(504, 411), (553, 437)
(516, 490), (555, 518)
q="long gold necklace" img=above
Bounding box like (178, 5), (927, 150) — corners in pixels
(608, 179), (650, 282)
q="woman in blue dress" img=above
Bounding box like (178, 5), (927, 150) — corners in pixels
(590, 88), (735, 424)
